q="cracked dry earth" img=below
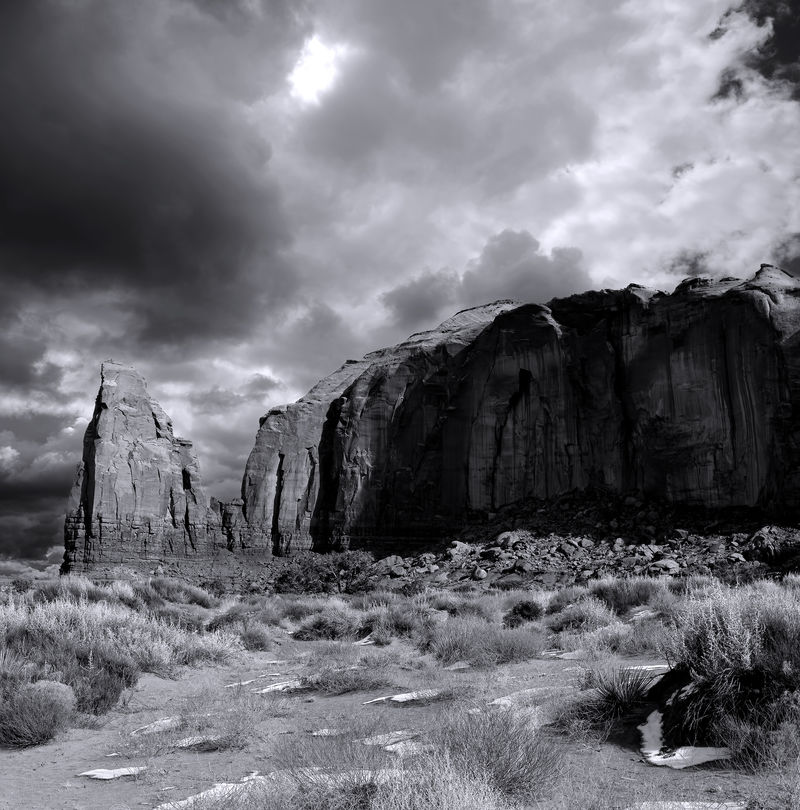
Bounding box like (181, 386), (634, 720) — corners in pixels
(0, 644), (786, 810)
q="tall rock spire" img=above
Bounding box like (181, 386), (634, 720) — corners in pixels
(62, 361), (223, 573)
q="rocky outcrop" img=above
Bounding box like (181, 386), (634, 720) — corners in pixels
(241, 300), (520, 553)
(242, 265), (800, 553)
(63, 266), (800, 571)
(62, 362), (226, 573)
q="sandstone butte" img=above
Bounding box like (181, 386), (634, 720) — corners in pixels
(62, 265), (800, 575)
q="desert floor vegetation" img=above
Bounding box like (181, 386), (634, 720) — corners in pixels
(3, 570), (800, 809)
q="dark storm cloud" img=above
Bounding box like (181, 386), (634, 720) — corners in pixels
(713, 2), (800, 100)
(460, 230), (589, 307)
(0, 0), (308, 347)
(380, 269), (459, 327)
(379, 230), (591, 333)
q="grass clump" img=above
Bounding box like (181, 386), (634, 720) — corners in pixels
(588, 576), (668, 615)
(546, 596), (616, 633)
(424, 616), (546, 666)
(552, 667), (654, 741)
(431, 708), (563, 801)
(302, 667), (392, 695)
(0, 680), (76, 747)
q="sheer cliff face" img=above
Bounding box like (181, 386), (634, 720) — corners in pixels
(242, 266), (800, 553)
(63, 362), (223, 572)
(64, 266), (800, 567)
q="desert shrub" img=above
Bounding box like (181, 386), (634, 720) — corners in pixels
(424, 617), (545, 666)
(547, 597), (616, 633)
(274, 551), (374, 595)
(151, 603), (208, 631)
(662, 583), (800, 756)
(294, 605), (365, 641)
(30, 576), (110, 605)
(149, 577), (218, 608)
(546, 585), (590, 615)
(207, 599), (283, 632)
(714, 693), (800, 771)
(239, 623), (272, 651)
(10, 578), (33, 594)
(666, 574), (718, 597)
(281, 596), (330, 623)
(552, 667), (654, 741)
(0, 648), (36, 696)
(431, 708), (563, 801)
(427, 592), (498, 622)
(0, 680), (75, 746)
(193, 753), (513, 810)
(349, 590), (404, 611)
(502, 599), (543, 628)
(588, 576), (668, 615)
(302, 666), (391, 695)
(365, 602), (433, 644)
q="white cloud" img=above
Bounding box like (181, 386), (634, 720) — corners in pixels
(0, 446), (19, 473)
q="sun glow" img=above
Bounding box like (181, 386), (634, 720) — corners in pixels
(288, 35), (349, 104)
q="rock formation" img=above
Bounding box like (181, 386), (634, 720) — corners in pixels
(62, 362), (225, 573)
(64, 266), (800, 570)
(241, 265), (800, 553)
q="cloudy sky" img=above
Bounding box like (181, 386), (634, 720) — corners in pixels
(1, 0), (798, 563)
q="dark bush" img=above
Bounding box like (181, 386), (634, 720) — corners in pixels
(293, 606), (365, 640)
(503, 599), (543, 628)
(274, 551), (374, 595)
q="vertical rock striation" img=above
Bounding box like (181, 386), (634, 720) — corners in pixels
(62, 362), (224, 573)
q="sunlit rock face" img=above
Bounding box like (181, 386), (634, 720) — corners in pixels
(242, 266), (800, 552)
(62, 362), (227, 572)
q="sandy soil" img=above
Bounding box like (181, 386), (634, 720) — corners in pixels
(0, 644), (785, 810)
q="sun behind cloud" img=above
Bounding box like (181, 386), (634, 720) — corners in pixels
(288, 35), (351, 104)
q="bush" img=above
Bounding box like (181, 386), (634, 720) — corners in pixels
(365, 603), (433, 644)
(424, 617), (545, 666)
(546, 597), (616, 633)
(239, 623), (272, 651)
(294, 606), (365, 641)
(0, 681), (75, 746)
(502, 599), (543, 628)
(588, 576), (667, 615)
(302, 667), (391, 695)
(149, 577), (218, 608)
(546, 585), (589, 615)
(431, 708), (563, 801)
(274, 551), (374, 595)
(207, 600), (283, 632)
(661, 583), (800, 752)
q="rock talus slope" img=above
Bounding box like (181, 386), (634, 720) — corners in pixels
(62, 362), (226, 573)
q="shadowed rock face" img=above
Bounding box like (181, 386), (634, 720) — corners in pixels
(64, 266), (800, 569)
(62, 362), (225, 572)
(242, 266), (800, 553)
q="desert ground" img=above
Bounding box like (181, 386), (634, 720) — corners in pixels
(1, 571), (798, 810)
